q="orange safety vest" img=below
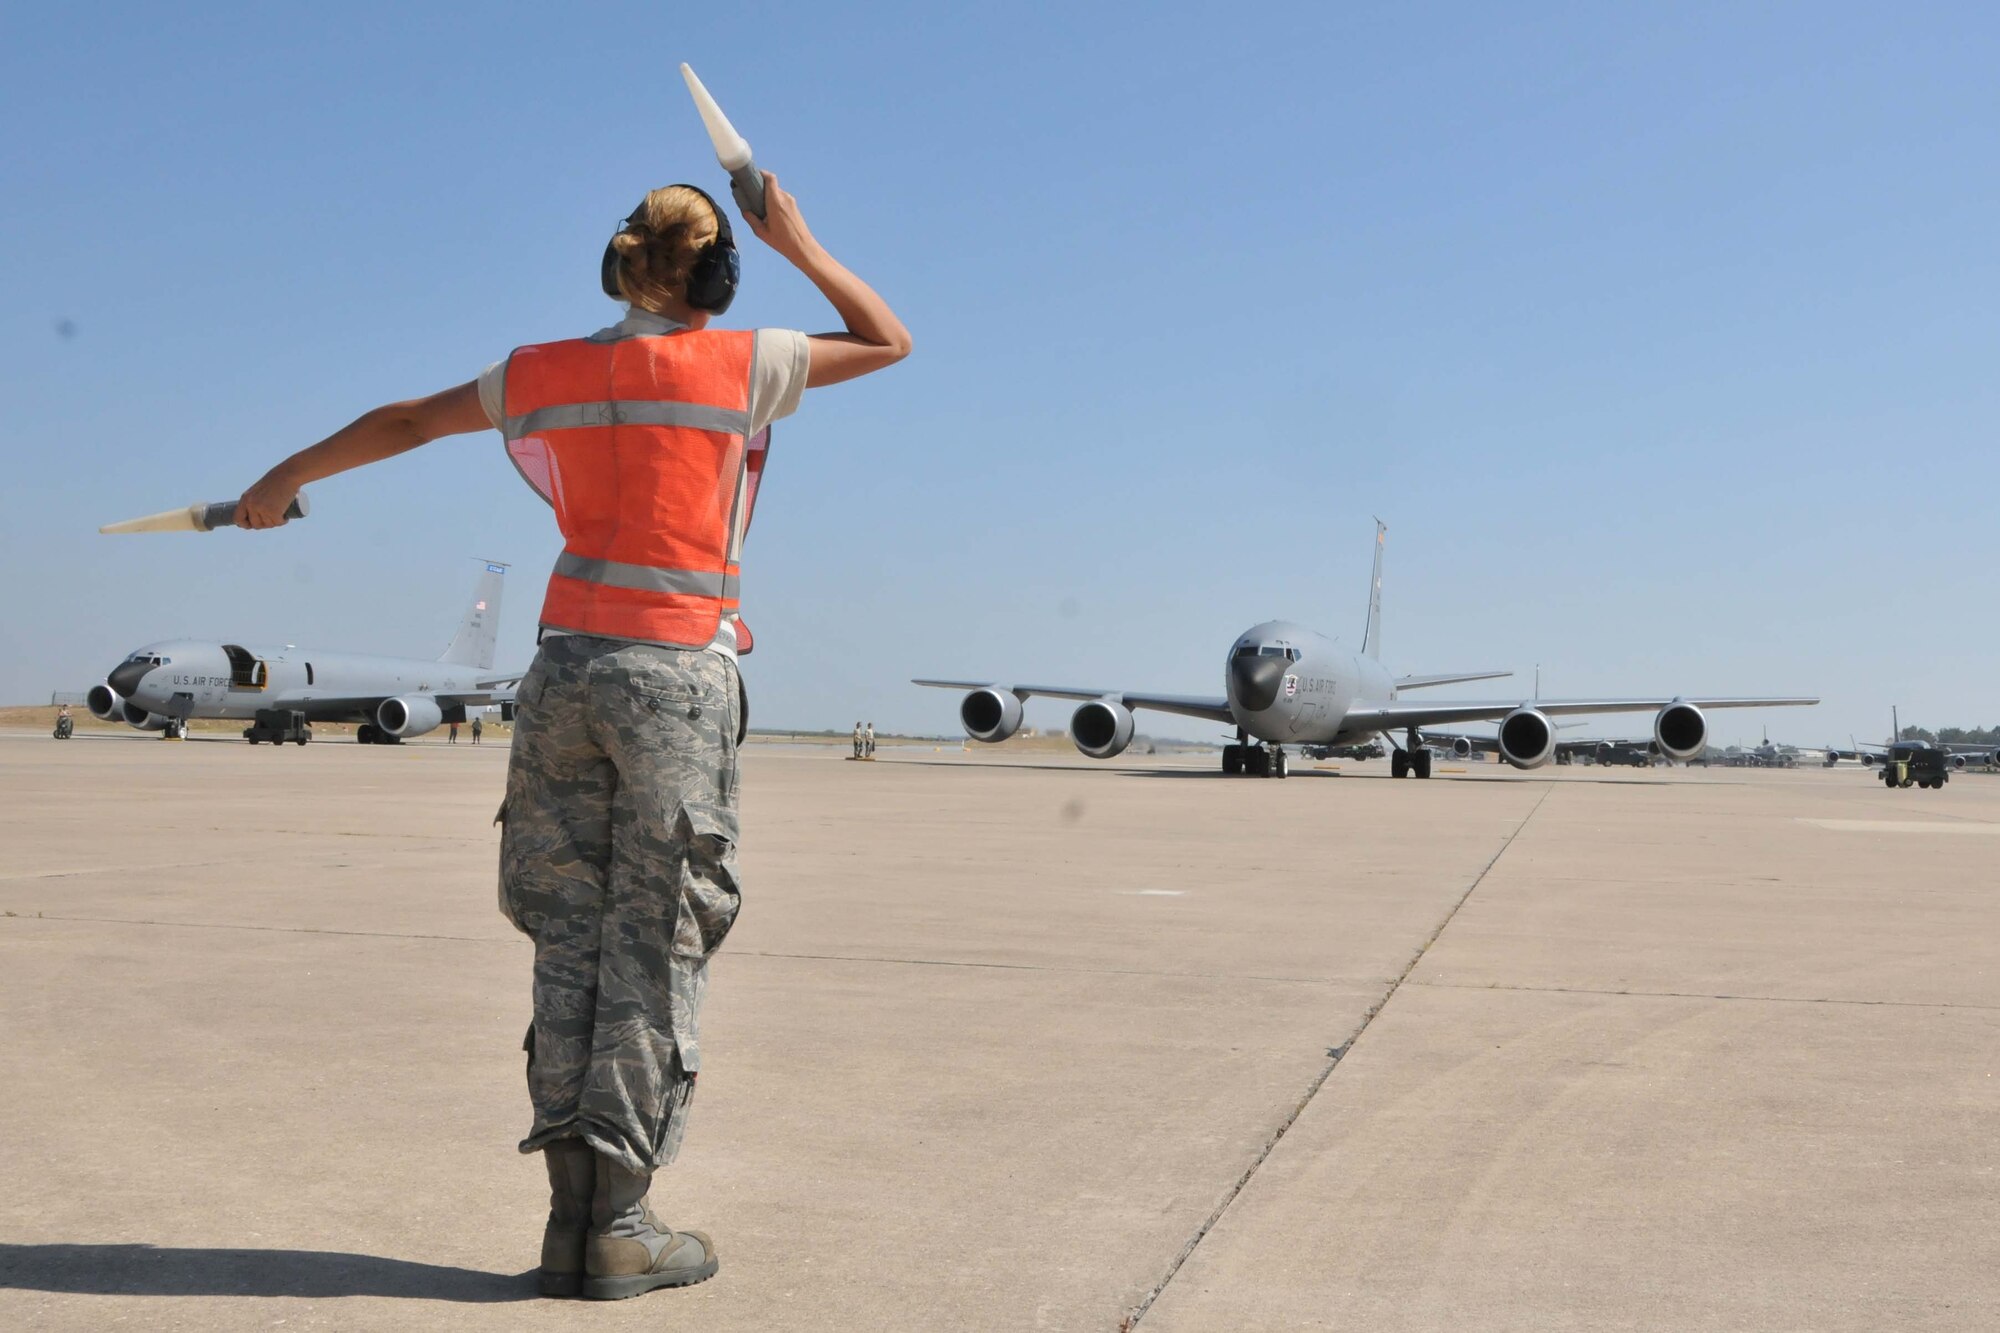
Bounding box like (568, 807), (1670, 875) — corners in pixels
(501, 329), (771, 652)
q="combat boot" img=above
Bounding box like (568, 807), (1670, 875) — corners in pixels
(582, 1154), (719, 1300)
(538, 1139), (596, 1297)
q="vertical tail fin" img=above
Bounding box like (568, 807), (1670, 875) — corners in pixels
(1360, 518), (1385, 660)
(441, 562), (507, 670)
(1891, 705), (1900, 744)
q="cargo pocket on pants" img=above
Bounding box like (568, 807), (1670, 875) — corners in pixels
(666, 802), (741, 1076)
(672, 803), (742, 964)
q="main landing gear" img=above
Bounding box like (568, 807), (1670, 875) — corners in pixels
(1222, 734), (1289, 779)
(1391, 728), (1434, 779)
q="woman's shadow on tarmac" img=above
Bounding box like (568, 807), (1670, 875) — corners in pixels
(0, 1243), (537, 1302)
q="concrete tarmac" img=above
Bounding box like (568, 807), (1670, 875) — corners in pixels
(0, 733), (1994, 1330)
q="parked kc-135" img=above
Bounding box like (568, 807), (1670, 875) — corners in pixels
(84, 564), (521, 745)
(917, 523), (1818, 779)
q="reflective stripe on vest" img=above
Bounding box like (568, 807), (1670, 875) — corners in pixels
(502, 330), (757, 650)
(553, 552), (741, 601)
(501, 400), (750, 440)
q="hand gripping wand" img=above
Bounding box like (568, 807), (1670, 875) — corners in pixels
(100, 493), (309, 533)
(681, 63), (766, 220)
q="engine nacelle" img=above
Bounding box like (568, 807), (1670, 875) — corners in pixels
(1497, 707), (1557, 770)
(960, 688), (1024, 744)
(377, 696), (444, 739)
(1653, 701), (1707, 762)
(86, 685), (124, 721)
(1450, 736), (1475, 760)
(1070, 700), (1136, 759)
(1950, 753), (1968, 771)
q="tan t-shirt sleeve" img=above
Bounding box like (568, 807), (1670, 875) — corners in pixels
(477, 359), (507, 430)
(748, 329), (810, 435)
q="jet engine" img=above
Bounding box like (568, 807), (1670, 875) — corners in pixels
(960, 688), (1024, 743)
(1497, 707), (1557, 770)
(86, 685), (124, 722)
(1070, 700), (1136, 759)
(1653, 701), (1707, 762)
(376, 696), (444, 739)
(1950, 753), (1968, 772)
(1449, 736), (1476, 760)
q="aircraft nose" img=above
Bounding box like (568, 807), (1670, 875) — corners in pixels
(1229, 653), (1288, 713)
(107, 660), (151, 698)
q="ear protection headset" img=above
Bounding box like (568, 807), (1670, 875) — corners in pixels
(599, 184), (740, 315)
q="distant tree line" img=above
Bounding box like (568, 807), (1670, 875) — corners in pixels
(1898, 725), (2000, 745)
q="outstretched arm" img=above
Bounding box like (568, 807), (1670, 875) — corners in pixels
(234, 381), (490, 528)
(742, 172), (912, 388)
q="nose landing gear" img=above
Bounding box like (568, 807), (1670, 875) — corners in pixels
(1222, 735), (1289, 778)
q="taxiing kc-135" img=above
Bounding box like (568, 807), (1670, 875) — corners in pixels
(917, 523), (1818, 779)
(85, 563), (521, 745)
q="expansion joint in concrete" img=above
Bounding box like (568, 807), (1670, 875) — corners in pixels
(1408, 979), (2000, 1012)
(1119, 786), (1555, 1331)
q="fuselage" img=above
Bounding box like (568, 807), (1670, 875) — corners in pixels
(1224, 619), (1396, 745)
(97, 639), (489, 724)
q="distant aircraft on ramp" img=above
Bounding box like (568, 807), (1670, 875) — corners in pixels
(917, 523), (1818, 779)
(85, 563), (521, 745)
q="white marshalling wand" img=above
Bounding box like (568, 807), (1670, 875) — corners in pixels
(100, 493), (309, 534)
(681, 63), (767, 220)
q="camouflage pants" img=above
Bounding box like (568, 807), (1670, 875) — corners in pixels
(498, 634), (742, 1174)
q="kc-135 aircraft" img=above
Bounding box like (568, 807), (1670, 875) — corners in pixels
(917, 523), (1817, 778)
(85, 563), (520, 745)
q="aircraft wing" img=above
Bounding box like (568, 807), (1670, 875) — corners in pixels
(1345, 696), (1819, 732)
(291, 687), (517, 722)
(1394, 670), (1513, 691)
(912, 679), (1235, 726)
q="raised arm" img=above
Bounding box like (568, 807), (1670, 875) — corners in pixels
(234, 380), (491, 528)
(742, 173), (912, 388)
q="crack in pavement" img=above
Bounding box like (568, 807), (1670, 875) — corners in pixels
(0, 915), (1388, 988)
(1120, 784), (1555, 1331)
(0, 859), (245, 883)
(1408, 979), (2000, 1011)
(0, 913), (506, 944)
(730, 948), (1370, 987)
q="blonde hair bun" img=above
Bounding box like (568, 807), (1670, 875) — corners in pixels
(608, 186), (722, 312)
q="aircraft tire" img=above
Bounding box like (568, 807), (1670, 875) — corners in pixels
(1414, 750), (1433, 780)
(358, 724), (377, 745)
(1391, 750), (1410, 780)
(1269, 750), (1287, 779)
(1222, 746), (1244, 776)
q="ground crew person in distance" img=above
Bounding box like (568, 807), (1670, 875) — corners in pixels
(231, 172), (910, 1300)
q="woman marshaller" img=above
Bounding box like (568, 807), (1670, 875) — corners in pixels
(235, 174), (909, 1300)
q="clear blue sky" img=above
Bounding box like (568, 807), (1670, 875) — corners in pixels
(5, 2), (1996, 745)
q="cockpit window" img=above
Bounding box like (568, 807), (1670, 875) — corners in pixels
(1235, 643), (1302, 662)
